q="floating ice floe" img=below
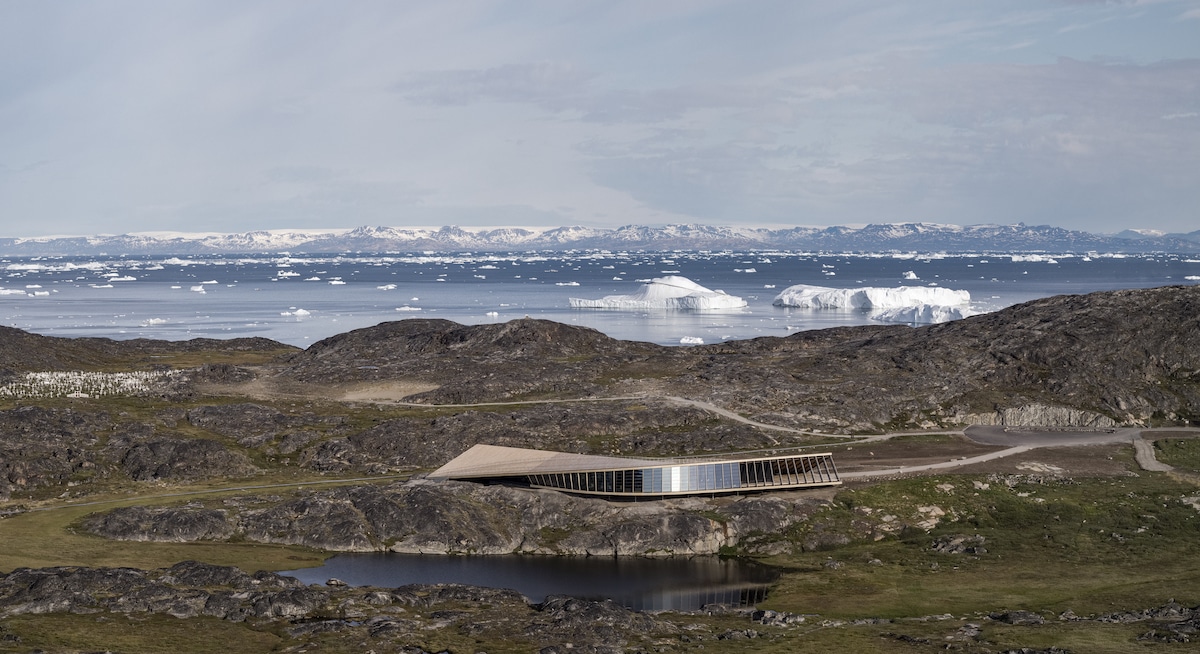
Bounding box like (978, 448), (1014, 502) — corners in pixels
(1186, 276), (1200, 281)
(140, 318), (168, 326)
(281, 308), (311, 317)
(902, 271), (919, 280)
(377, 283), (397, 290)
(679, 336), (704, 345)
(556, 281), (579, 286)
(569, 276), (748, 310)
(395, 306), (422, 312)
(772, 284), (971, 324)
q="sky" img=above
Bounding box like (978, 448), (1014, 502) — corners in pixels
(1, 1), (1198, 238)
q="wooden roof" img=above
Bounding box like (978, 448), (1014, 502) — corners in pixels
(427, 444), (665, 480)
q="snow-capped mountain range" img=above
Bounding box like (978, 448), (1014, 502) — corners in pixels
(2, 223), (1198, 255)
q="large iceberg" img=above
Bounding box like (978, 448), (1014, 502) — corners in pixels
(772, 283), (971, 324)
(870, 305), (970, 324)
(570, 276), (747, 310)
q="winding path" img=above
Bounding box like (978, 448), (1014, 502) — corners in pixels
(237, 383), (1196, 479)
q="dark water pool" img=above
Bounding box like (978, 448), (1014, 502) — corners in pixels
(282, 553), (780, 611)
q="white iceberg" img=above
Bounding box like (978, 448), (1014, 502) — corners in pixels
(569, 276), (747, 310)
(871, 305), (970, 324)
(772, 284), (969, 310)
(773, 284), (971, 324)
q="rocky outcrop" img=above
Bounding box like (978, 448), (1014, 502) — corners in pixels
(0, 561), (683, 651)
(119, 438), (258, 482)
(82, 505), (234, 542)
(85, 480), (830, 556)
(963, 404), (1118, 428)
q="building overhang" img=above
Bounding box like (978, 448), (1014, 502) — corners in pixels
(428, 444), (842, 498)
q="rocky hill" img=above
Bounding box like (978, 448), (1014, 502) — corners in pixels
(0, 326), (294, 377)
(277, 285), (1200, 431)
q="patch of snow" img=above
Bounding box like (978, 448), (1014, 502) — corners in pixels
(569, 276), (748, 310)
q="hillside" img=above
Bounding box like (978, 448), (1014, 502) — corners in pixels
(277, 285), (1200, 431)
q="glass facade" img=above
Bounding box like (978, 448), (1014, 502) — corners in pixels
(524, 453), (839, 497)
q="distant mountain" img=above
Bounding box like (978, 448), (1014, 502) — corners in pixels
(2, 222), (1198, 255)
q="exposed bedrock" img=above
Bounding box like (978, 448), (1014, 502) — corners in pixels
(962, 403), (1119, 428)
(84, 480), (833, 556)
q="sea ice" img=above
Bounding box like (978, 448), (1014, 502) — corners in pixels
(679, 336), (704, 345)
(902, 271), (919, 280)
(569, 276), (748, 310)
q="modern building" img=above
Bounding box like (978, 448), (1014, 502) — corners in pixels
(427, 444), (841, 498)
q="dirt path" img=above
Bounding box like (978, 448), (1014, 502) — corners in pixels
(1133, 439), (1174, 472)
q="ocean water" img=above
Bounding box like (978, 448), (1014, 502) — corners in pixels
(2, 251), (1197, 347)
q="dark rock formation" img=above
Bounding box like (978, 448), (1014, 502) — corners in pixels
(85, 480), (831, 556)
(120, 438), (257, 482)
(0, 406), (110, 500)
(82, 505), (234, 542)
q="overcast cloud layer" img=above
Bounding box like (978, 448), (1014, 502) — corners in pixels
(1, 0), (1198, 237)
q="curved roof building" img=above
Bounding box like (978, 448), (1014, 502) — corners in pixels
(428, 444), (841, 498)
